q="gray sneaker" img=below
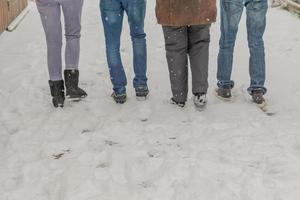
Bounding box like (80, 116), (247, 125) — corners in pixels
(215, 87), (232, 101)
(251, 90), (266, 107)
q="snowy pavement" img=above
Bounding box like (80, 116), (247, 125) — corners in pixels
(1, 1), (300, 200)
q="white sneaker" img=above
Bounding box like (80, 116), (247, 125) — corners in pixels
(193, 93), (207, 107)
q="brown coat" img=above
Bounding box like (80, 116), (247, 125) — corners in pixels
(156, 0), (217, 26)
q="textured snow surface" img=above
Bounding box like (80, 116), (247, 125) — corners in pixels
(1, 1), (300, 200)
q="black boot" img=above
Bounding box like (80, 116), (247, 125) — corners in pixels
(135, 86), (149, 100)
(170, 98), (186, 108)
(49, 80), (65, 108)
(111, 92), (127, 104)
(64, 69), (87, 100)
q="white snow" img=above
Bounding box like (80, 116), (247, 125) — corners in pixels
(1, 1), (300, 200)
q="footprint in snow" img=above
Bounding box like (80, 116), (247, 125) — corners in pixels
(147, 150), (161, 158)
(96, 162), (108, 168)
(105, 140), (119, 146)
(139, 181), (152, 188)
(96, 72), (104, 76)
(81, 129), (92, 134)
(52, 149), (71, 160)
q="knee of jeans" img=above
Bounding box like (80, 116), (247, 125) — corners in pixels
(106, 43), (120, 53)
(165, 35), (188, 51)
(248, 39), (265, 50)
(107, 54), (121, 68)
(219, 39), (235, 51)
(106, 44), (121, 59)
(131, 31), (146, 41)
(65, 32), (81, 40)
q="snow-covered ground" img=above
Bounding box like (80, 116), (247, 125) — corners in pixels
(1, 1), (300, 200)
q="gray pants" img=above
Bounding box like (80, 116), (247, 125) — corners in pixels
(36, 0), (83, 81)
(162, 25), (210, 102)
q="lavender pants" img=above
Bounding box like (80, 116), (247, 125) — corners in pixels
(36, 0), (83, 81)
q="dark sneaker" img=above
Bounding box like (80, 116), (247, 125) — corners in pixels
(193, 93), (207, 107)
(215, 87), (232, 101)
(64, 69), (87, 100)
(251, 90), (266, 107)
(49, 80), (65, 108)
(170, 98), (185, 108)
(135, 86), (149, 100)
(111, 92), (127, 104)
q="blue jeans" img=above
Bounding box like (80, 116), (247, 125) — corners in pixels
(100, 0), (148, 94)
(217, 0), (268, 94)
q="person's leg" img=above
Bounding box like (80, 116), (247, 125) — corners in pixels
(36, 0), (62, 81)
(162, 26), (188, 103)
(36, 0), (65, 107)
(245, 0), (268, 95)
(217, 0), (244, 89)
(60, 0), (87, 99)
(188, 24), (211, 95)
(60, 0), (83, 70)
(124, 0), (148, 89)
(100, 0), (126, 95)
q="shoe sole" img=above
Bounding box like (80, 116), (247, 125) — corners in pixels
(112, 96), (127, 104)
(136, 95), (148, 101)
(53, 103), (64, 108)
(254, 100), (266, 109)
(114, 100), (126, 104)
(135, 89), (149, 97)
(52, 97), (64, 108)
(67, 94), (87, 99)
(194, 101), (207, 107)
(193, 98), (207, 111)
(170, 98), (185, 108)
(194, 104), (206, 112)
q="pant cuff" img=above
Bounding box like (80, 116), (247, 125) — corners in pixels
(217, 80), (234, 89)
(247, 86), (267, 95)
